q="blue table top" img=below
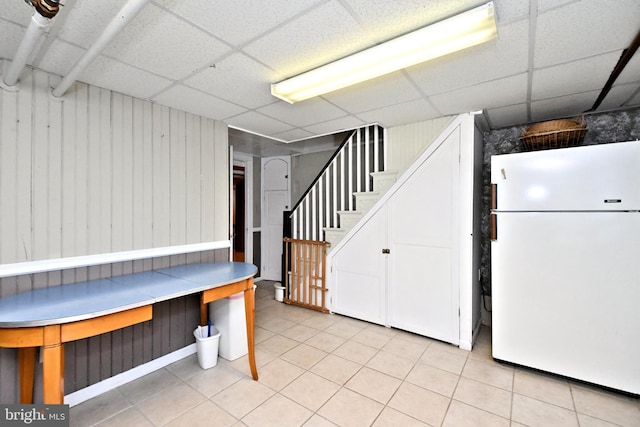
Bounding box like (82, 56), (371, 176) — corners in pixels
(0, 262), (257, 327)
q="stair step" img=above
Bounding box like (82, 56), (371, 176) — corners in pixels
(371, 170), (398, 195)
(323, 228), (345, 249)
(354, 191), (380, 214)
(338, 210), (363, 230)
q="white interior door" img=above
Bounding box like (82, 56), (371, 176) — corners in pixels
(262, 157), (290, 280)
(388, 130), (460, 345)
(332, 207), (387, 325)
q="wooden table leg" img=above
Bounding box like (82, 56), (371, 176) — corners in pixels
(244, 280), (258, 380)
(42, 343), (64, 404)
(200, 293), (208, 327)
(43, 325), (64, 404)
(18, 347), (36, 404)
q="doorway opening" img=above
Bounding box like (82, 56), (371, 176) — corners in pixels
(232, 165), (245, 262)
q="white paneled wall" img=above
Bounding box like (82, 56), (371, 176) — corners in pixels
(386, 116), (454, 176)
(0, 64), (229, 266)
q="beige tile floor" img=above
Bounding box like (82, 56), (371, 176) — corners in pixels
(71, 281), (640, 427)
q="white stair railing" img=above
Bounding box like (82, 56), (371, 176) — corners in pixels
(290, 125), (385, 241)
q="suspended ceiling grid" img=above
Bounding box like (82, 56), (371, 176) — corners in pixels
(1, 0), (639, 154)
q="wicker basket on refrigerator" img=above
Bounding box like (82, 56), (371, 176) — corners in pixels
(520, 119), (587, 151)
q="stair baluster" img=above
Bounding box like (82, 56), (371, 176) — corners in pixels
(289, 125), (387, 248)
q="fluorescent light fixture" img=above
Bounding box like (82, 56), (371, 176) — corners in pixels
(271, 1), (497, 103)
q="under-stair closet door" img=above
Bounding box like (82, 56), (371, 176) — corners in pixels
(387, 130), (461, 345)
(331, 206), (387, 325)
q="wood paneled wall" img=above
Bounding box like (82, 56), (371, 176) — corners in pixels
(0, 64), (230, 403)
(0, 65), (228, 268)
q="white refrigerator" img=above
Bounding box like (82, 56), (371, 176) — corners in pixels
(490, 140), (640, 394)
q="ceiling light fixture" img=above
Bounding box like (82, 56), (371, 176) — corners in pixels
(271, 1), (497, 103)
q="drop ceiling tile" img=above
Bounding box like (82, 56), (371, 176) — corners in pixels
(0, 19), (27, 61)
(79, 56), (173, 100)
(39, 41), (170, 101)
(184, 53), (277, 110)
(532, 51), (622, 100)
(408, 20), (529, 96)
(225, 111), (295, 138)
(36, 39), (85, 77)
(485, 103), (529, 129)
(152, 84), (246, 120)
(534, 0), (640, 68)
(257, 98), (347, 128)
(344, 0), (476, 40)
(356, 98), (439, 128)
(537, 0), (576, 12)
(156, 0), (323, 46)
(0, 1), (36, 25)
(598, 83), (640, 111)
(243, 0), (369, 77)
(430, 73), (528, 115)
(530, 90), (599, 122)
(54, 0), (129, 49)
(344, 0), (528, 38)
(102, 3), (231, 80)
(323, 72), (421, 113)
(302, 115), (366, 136)
(493, 0), (530, 23)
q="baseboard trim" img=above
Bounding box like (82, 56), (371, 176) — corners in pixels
(64, 344), (197, 407)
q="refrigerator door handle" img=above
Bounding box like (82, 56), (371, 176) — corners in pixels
(490, 183), (497, 210)
(490, 213), (497, 241)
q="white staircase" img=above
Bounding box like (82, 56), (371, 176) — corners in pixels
(324, 170), (398, 249)
(289, 125), (387, 244)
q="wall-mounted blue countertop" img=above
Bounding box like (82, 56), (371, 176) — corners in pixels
(0, 262), (257, 327)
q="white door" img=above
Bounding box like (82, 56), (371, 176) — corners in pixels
(332, 207), (387, 325)
(262, 157), (290, 280)
(387, 130), (461, 345)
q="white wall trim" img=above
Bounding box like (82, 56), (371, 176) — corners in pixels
(0, 241), (231, 278)
(64, 344), (197, 407)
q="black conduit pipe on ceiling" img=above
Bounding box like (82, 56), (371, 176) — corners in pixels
(588, 28), (640, 112)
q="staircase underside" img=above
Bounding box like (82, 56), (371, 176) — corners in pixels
(324, 170), (398, 249)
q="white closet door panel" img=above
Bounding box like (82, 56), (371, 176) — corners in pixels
(389, 244), (455, 342)
(332, 208), (386, 325)
(388, 130), (460, 345)
(332, 270), (385, 324)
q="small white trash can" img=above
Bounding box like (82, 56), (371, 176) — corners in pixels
(274, 283), (285, 302)
(193, 324), (220, 369)
(210, 291), (249, 361)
